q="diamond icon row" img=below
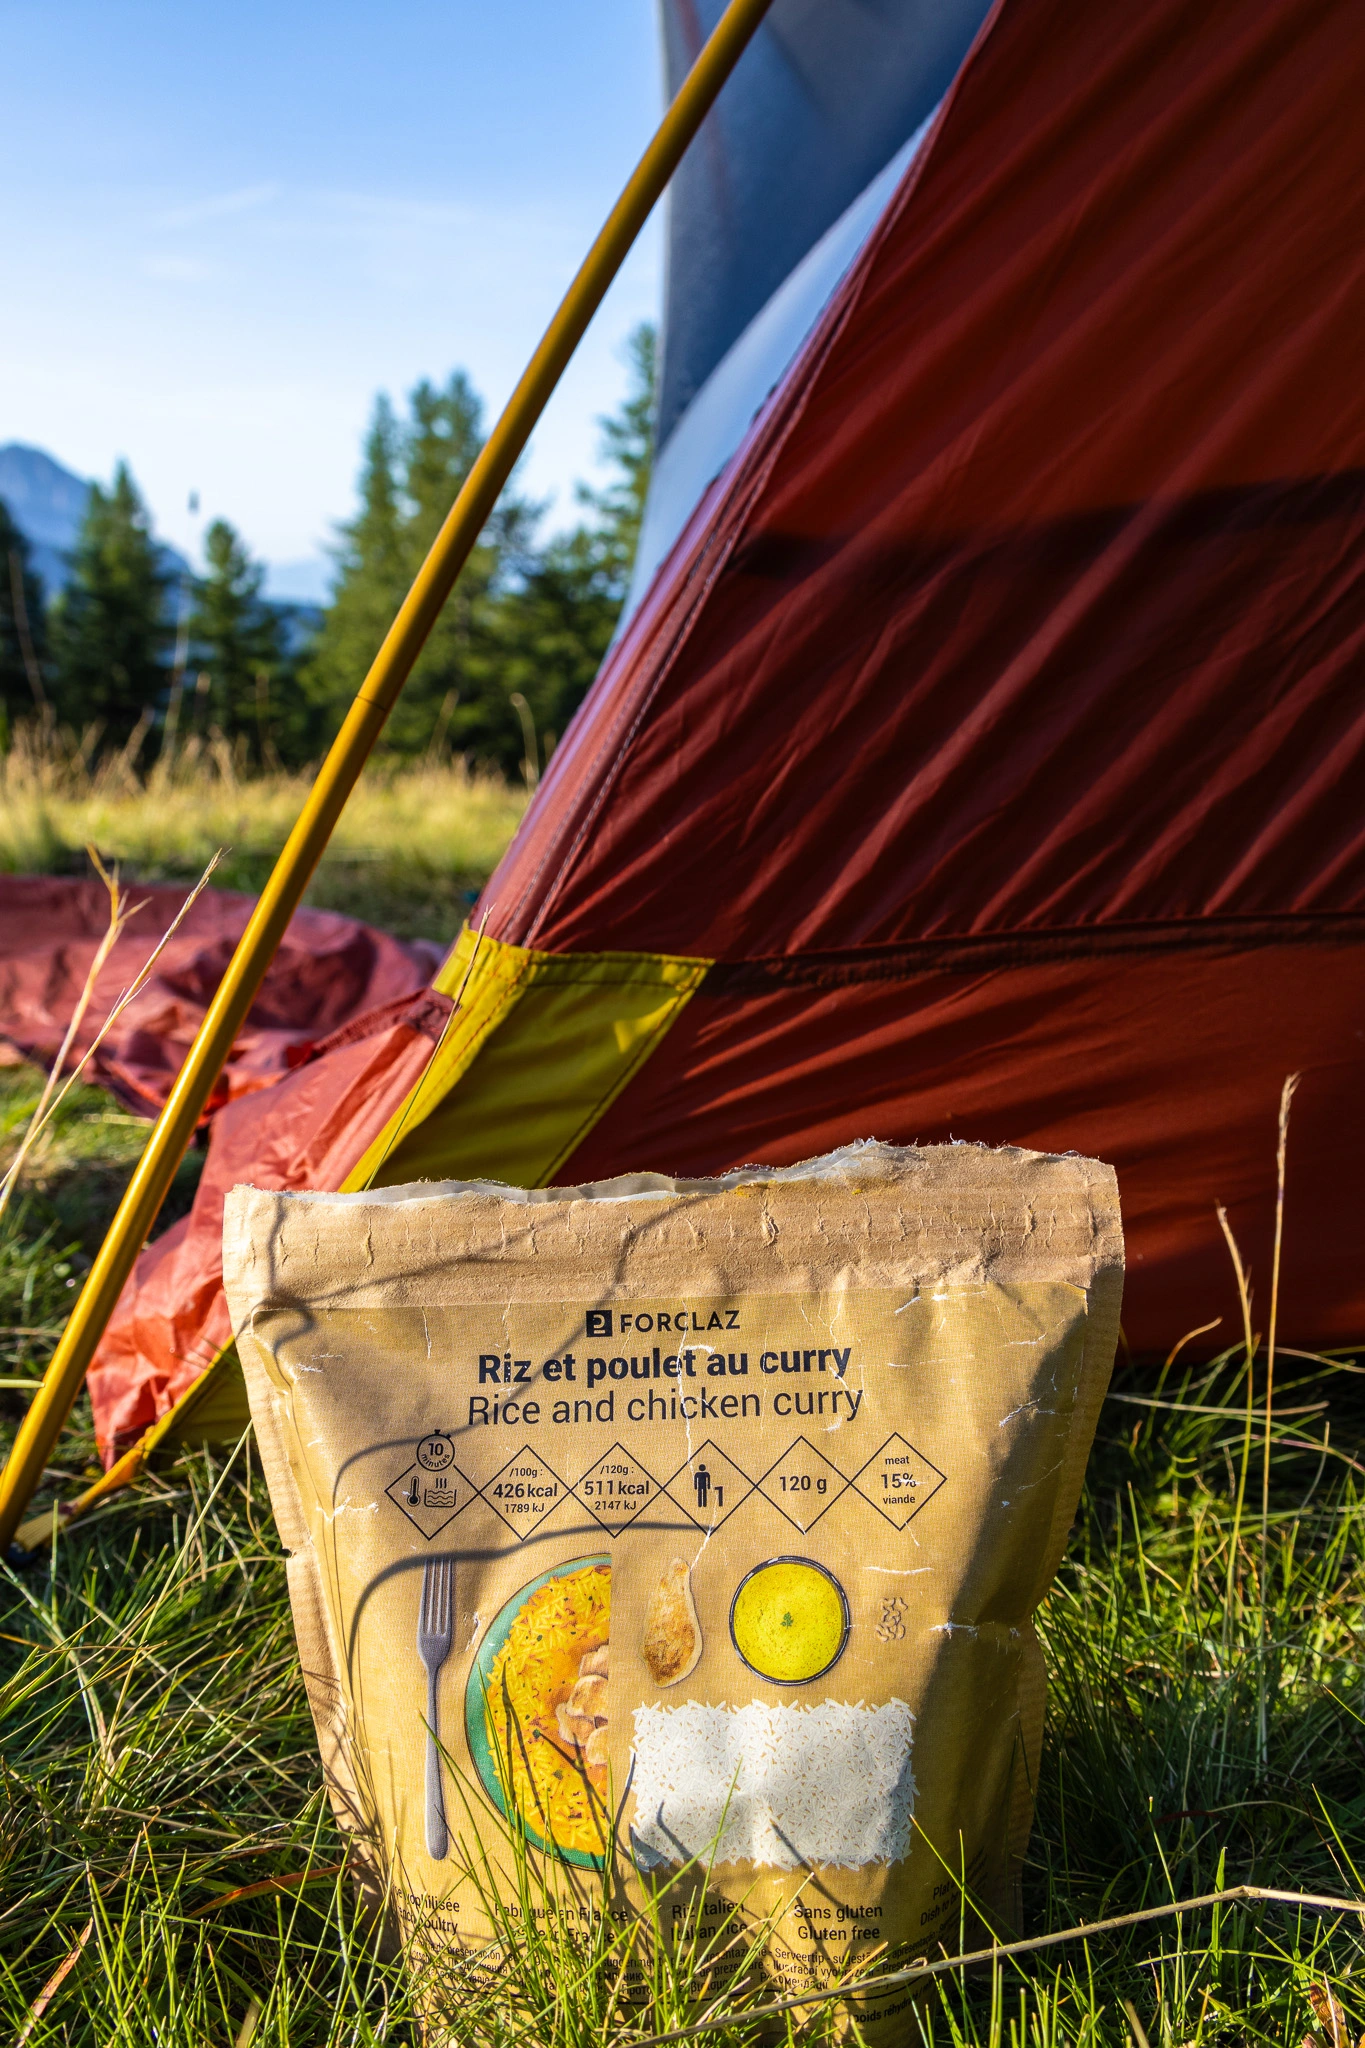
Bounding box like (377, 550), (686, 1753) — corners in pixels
(386, 1430), (946, 1541)
(386, 1441), (667, 1543)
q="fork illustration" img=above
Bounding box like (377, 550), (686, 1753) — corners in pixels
(417, 1556), (455, 1860)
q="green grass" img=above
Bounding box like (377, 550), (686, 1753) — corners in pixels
(0, 726), (528, 943)
(1, 1078), (1363, 2046)
(0, 1066), (205, 1263)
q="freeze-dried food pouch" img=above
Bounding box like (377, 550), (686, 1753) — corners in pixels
(223, 1141), (1122, 2037)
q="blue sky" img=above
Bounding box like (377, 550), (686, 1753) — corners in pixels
(0, 0), (662, 597)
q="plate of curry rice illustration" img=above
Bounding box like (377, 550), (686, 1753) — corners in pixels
(465, 1555), (611, 1868)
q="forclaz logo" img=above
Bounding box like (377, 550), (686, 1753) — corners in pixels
(584, 1305), (740, 1339)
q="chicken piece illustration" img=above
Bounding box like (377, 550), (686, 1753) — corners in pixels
(642, 1559), (702, 1686)
(556, 1640), (610, 1766)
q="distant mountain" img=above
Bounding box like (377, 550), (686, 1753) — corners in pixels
(0, 443), (94, 595)
(0, 444), (323, 661)
(265, 557), (334, 606)
(0, 441), (190, 597)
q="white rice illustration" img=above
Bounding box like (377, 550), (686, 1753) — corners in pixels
(630, 1699), (915, 1869)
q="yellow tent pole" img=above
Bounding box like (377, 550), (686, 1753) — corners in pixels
(0, 0), (776, 1560)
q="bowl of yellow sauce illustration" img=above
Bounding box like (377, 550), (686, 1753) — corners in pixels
(729, 1557), (850, 1684)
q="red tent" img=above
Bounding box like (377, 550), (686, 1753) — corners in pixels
(19, 0), (1365, 1465)
(0, 877), (443, 1457)
(371, 0), (1365, 1362)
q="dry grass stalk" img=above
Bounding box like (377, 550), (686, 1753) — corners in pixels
(1123, 1996), (1154, 2048)
(0, 716), (524, 944)
(7, 549), (49, 715)
(14, 1916), (94, 2046)
(628, 1886), (1365, 2048)
(232, 1996), (263, 2048)
(424, 687), (459, 766)
(1265, 1071), (1301, 1537)
(0, 848), (141, 1229)
(1307, 1982), (1351, 2048)
(0, 843), (222, 1227)
(509, 689), (540, 791)
(1216, 1200), (1258, 1574)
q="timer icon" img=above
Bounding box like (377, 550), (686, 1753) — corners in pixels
(417, 1432), (455, 1472)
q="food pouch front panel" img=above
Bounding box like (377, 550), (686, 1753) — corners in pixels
(224, 1143), (1123, 2036)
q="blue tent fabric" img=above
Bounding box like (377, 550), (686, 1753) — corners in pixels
(657, 0), (995, 447)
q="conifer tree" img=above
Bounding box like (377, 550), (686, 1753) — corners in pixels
(573, 321), (656, 594)
(189, 518), (286, 763)
(490, 322), (657, 758)
(306, 330), (656, 778)
(395, 369), (540, 761)
(392, 370), (502, 757)
(50, 462), (169, 748)
(404, 371), (486, 551)
(0, 499), (49, 735)
(306, 397), (405, 723)
(305, 373), (535, 764)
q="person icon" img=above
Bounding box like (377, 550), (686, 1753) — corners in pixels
(693, 1464), (711, 1511)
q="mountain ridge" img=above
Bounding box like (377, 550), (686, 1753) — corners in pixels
(0, 445), (324, 631)
(0, 441), (189, 597)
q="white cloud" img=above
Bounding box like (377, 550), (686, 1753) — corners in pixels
(2, 171), (658, 568)
(156, 183), (280, 230)
(140, 254), (215, 283)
